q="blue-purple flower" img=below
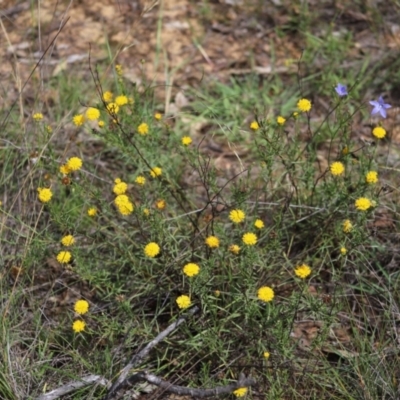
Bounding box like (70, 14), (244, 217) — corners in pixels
(335, 84), (348, 97)
(369, 96), (391, 118)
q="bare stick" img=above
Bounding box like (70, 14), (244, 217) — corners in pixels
(128, 371), (256, 399)
(103, 306), (199, 400)
(36, 375), (108, 400)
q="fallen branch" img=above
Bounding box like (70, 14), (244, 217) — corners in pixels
(36, 375), (109, 400)
(126, 371), (256, 399)
(103, 306), (200, 400)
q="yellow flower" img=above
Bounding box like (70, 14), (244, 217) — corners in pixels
(37, 187), (53, 203)
(33, 112), (43, 121)
(115, 64), (123, 76)
(56, 251), (72, 264)
(59, 164), (71, 175)
(67, 157), (83, 171)
(74, 299), (89, 315)
(144, 242), (160, 258)
(46, 125), (52, 133)
(294, 264), (311, 279)
(61, 235), (75, 246)
(276, 115), (286, 125)
(263, 351), (270, 359)
(114, 194), (134, 215)
(330, 161), (345, 176)
(156, 199), (166, 210)
(115, 95), (128, 106)
(102, 91), (113, 102)
(138, 122), (149, 135)
(340, 247), (347, 255)
(135, 176), (146, 185)
(229, 244), (240, 255)
(154, 112), (162, 120)
(183, 263), (200, 277)
(365, 171), (378, 184)
(293, 111), (299, 118)
(233, 387), (248, 398)
(176, 295), (191, 309)
(205, 236), (220, 248)
(242, 232), (257, 246)
(143, 208), (150, 216)
(229, 209), (245, 224)
(107, 102), (120, 114)
(181, 136), (192, 146)
(342, 219), (353, 233)
(72, 320), (85, 333)
(257, 286), (274, 302)
(355, 197), (372, 211)
(150, 167), (162, 178)
(113, 178), (128, 195)
(250, 121), (259, 130)
(86, 107), (100, 121)
(254, 219), (264, 229)
(98, 120), (105, 128)
(372, 126), (386, 139)
(297, 98), (312, 112)
(87, 207), (97, 217)
(73, 114), (85, 126)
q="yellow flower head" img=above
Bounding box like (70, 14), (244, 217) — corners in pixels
(73, 114), (85, 126)
(102, 91), (113, 102)
(342, 219), (353, 233)
(74, 299), (89, 315)
(263, 351), (270, 359)
(33, 113), (43, 121)
(150, 167), (162, 178)
(56, 251), (72, 264)
(372, 126), (386, 139)
(115, 95), (128, 106)
(61, 235), (75, 246)
(229, 209), (245, 224)
(37, 187), (53, 203)
(233, 388), (248, 398)
(67, 157), (83, 171)
(135, 175), (146, 185)
(257, 286), (274, 302)
(156, 199), (166, 210)
(114, 194), (134, 215)
(229, 244), (240, 255)
(154, 112), (162, 120)
(365, 171), (378, 184)
(297, 98), (312, 112)
(183, 263), (200, 277)
(59, 164), (71, 175)
(138, 122), (149, 135)
(176, 295), (191, 309)
(205, 235), (220, 248)
(72, 320), (85, 333)
(107, 102), (120, 114)
(113, 178), (128, 195)
(115, 64), (123, 76)
(355, 197), (372, 211)
(143, 208), (150, 216)
(330, 161), (345, 176)
(86, 107), (100, 121)
(87, 207), (97, 217)
(340, 247), (347, 255)
(250, 121), (259, 130)
(144, 242), (160, 258)
(242, 232), (257, 246)
(254, 219), (264, 229)
(294, 264), (311, 279)
(98, 120), (105, 128)
(181, 136), (192, 146)
(276, 116), (286, 125)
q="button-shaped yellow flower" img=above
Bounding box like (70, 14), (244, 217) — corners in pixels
(330, 161), (345, 176)
(229, 209), (245, 224)
(205, 235), (220, 248)
(144, 242), (160, 258)
(176, 295), (191, 309)
(257, 286), (274, 302)
(294, 264), (311, 279)
(297, 98), (312, 112)
(74, 300), (89, 315)
(183, 263), (200, 277)
(355, 197), (372, 211)
(242, 232), (257, 246)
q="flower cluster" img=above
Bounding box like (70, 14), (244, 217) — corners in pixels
(115, 194), (134, 215)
